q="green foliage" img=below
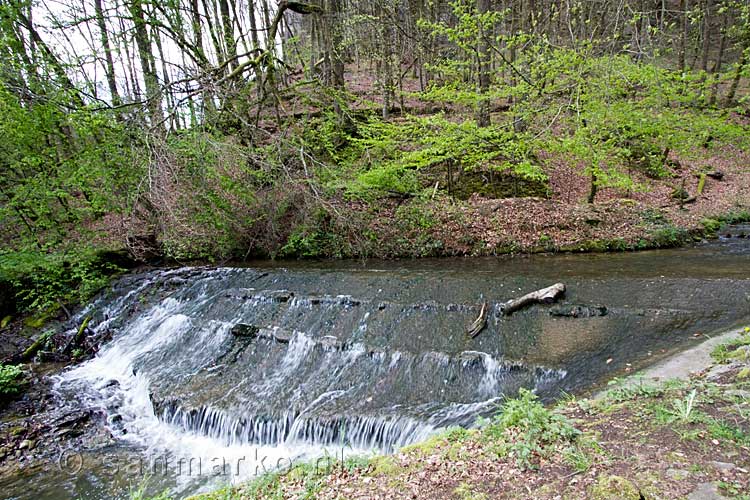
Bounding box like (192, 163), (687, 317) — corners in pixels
(535, 52), (749, 201)
(277, 207), (351, 259)
(647, 225), (691, 248)
(711, 333), (750, 364)
(418, 0), (505, 89)
(666, 389), (700, 423)
(604, 377), (664, 402)
(562, 437), (600, 473)
(717, 210), (750, 225)
(700, 218), (722, 234)
(483, 389), (580, 469)
(0, 86), (143, 249)
(157, 130), (268, 261)
(0, 248), (123, 312)
(0, 364), (24, 395)
(444, 426), (471, 443)
(343, 114), (545, 199)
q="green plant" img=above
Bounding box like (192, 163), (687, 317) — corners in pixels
(712, 335), (750, 363)
(648, 225), (689, 248)
(562, 441), (596, 473)
(705, 417), (750, 446)
(445, 426), (471, 443)
(0, 364), (23, 395)
(667, 389), (699, 423)
(0, 248), (124, 312)
(484, 389), (580, 469)
(700, 218), (722, 234)
(454, 481), (488, 500)
(605, 378), (663, 402)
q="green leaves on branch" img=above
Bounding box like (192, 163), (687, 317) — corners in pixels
(0, 364), (24, 396)
(338, 114), (545, 199)
(0, 248), (123, 312)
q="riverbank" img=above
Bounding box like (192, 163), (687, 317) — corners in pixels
(191, 326), (750, 500)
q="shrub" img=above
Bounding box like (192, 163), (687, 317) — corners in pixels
(0, 248), (124, 312)
(483, 389), (580, 469)
(0, 364), (24, 395)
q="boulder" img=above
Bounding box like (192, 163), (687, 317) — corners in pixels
(549, 304), (608, 318)
(230, 324), (259, 338)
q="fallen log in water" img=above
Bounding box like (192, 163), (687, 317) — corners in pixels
(502, 283), (566, 316)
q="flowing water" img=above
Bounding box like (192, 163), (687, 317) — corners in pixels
(3, 229), (750, 499)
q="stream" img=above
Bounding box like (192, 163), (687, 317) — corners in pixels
(2, 228), (750, 499)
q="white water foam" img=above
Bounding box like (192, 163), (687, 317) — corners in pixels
(55, 276), (567, 494)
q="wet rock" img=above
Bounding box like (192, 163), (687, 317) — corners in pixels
(413, 301), (439, 311)
(229, 289), (293, 302)
(687, 483), (727, 500)
(257, 327), (292, 343)
(726, 389), (750, 400)
(705, 363), (736, 381)
(549, 304), (608, 318)
(336, 295), (360, 306)
(319, 336), (342, 350)
(264, 290), (293, 303)
(273, 332), (291, 343)
(224, 287), (256, 299)
(458, 352), (485, 368)
(165, 277), (188, 287)
(230, 324), (259, 338)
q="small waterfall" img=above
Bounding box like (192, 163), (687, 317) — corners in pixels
(157, 404), (436, 452)
(55, 266), (567, 485)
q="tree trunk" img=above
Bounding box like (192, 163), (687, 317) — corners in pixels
(248, 0), (261, 50)
(93, 0), (121, 107)
(708, 12), (728, 106)
(8, 7), (83, 106)
(219, 0), (238, 70)
(725, 45), (748, 106)
(476, 0), (491, 127)
(128, 0), (164, 127)
(678, 0), (688, 72)
(588, 169), (598, 204)
(700, 0), (712, 72)
(329, 0), (345, 90)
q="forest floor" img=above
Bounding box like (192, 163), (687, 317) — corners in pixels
(239, 67), (750, 259)
(325, 140), (750, 258)
(193, 327), (750, 500)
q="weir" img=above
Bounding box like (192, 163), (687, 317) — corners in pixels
(59, 267), (568, 460)
(16, 232), (746, 498)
